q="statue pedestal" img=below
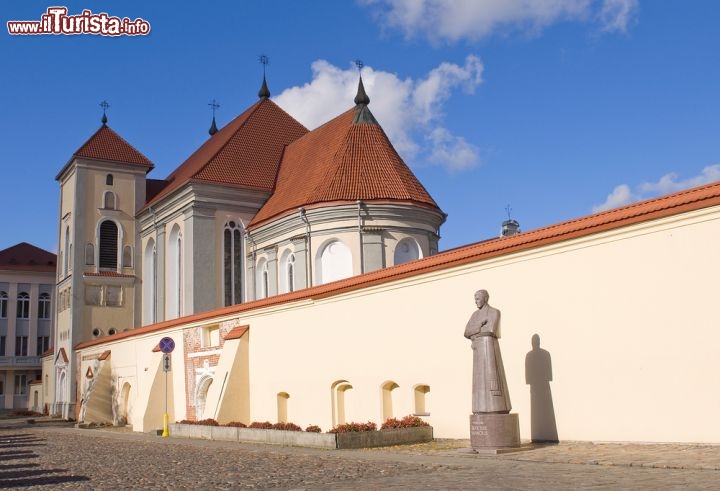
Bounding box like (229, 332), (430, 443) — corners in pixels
(470, 413), (521, 449)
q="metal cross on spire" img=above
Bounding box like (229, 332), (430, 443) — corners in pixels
(99, 100), (110, 126)
(505, 204), (513, 220)
(259, 54), (269, 75)
(208, 98), (220, 117)
(354, 59), (364, 73)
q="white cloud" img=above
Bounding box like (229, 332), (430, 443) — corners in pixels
(361, 0), (638, 42)
(592, 164), (720, 212)
(592, 184), (638, 212)
(273, 56), (483, 171)
(598, 0), (639, 32)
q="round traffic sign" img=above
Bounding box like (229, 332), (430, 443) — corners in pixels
(159, 337), (175, 353)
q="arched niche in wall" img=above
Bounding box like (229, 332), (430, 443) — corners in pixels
(317, 240), (352, 285)
(393, 237), (422, 266)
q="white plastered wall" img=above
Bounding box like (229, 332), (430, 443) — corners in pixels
(78, 204), (720, 442)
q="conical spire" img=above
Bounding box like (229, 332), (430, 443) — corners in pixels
(258, 75), (271, 99)
(258, 54), (271, 98)
(100, 100), (109, 126)
(208, 99), (220, 136)
(354, 76), (370, 106)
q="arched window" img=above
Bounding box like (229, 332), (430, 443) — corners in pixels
(394, 238), (422, 266)
(0, 291), (7, 318)
(38, 293), (51, 319)
(223, 221), (243, 306)
(279, 250), (296, 294)
(256, 258), (268, 299)
(167, 226), (182, 318)
(381, 381), (399, 421)
(317, 240), (352, 285)
(413, 384), (431, 415)
(122, 245), (132, 268)
(143, 239), (156, 325)
(85, 243), (94, 265)
(99, 220), (119, 270)
(103, 191), (116, 210)
(16, 292), (30, 319)
(106, 174), (113, 186)
(277, 392), (289, 423)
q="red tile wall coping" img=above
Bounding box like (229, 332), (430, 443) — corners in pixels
(74, 179), (720, 352)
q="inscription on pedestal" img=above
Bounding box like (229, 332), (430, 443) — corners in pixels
(470, 413), (521, 449)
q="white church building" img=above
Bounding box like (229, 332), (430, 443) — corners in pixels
(40, 76), (720, 443)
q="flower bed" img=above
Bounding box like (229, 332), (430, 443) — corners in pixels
(169, 416), (433, 449)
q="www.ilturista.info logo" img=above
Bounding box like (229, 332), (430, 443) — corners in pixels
(7, 7), (151, 36)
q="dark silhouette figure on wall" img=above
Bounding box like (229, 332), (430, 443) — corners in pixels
(525, 334), (558, 442)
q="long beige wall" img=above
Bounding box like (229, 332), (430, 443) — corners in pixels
(79, 204), (720, 442)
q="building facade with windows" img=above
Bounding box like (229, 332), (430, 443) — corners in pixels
(0, 243), (55, 411)
(48, 77), (444, 419)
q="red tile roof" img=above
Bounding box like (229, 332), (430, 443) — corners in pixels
(223, 325), (249, 340)
(249, 106), (440, 227)
(57, 125), (153, 180)
(143, 98), (308, 211)
(0, 242), (56, 273)
(76, 179), (720, 352)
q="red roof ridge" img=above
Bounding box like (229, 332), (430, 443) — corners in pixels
(249, 106), (440, 227)
(57, 125), (153, 180)
(142, 98), (307, 212)
(74, 179), (720, 352)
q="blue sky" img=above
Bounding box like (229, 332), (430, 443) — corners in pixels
(2, 1), (719, 253)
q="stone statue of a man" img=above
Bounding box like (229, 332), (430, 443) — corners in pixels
(464, 289), (511, 414)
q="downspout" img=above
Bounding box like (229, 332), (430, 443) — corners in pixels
(299, 208), (312, 287)
(356, 200), (364, 274)
(149, 206), (158, 324)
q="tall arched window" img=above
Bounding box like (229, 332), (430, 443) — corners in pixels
(99, 220), (119, 270)
(16, 292), (30, 319)
(143, 239), (156, 325)
(317, 240), (352, 285)
(255, 258), (268, 299)
(223, 221), (243, 306)
(167, 226), (182, 318)
(0, 291), (7, 318)
(394, 238), (422, 266)
(38, 293), (51, 319)
(279, 250), (296, 294)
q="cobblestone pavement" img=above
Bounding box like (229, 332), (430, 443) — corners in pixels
(0, 421), (718, 490)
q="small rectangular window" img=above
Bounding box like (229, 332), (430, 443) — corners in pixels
(0, 336), (5, 356)
(36, 336), (50, 356)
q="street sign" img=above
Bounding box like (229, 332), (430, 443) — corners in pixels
(163, 353), (171, 372)
(159, 337), (175, 353)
